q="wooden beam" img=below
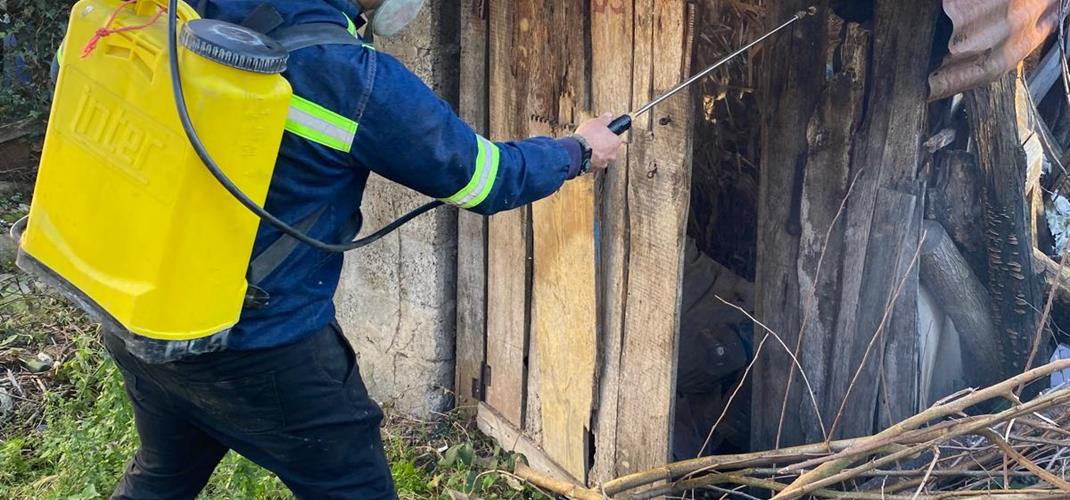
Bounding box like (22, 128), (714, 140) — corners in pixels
(476, 403), (577, 485)
(455, 0), (490, 415)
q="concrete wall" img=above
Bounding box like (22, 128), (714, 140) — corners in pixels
(334, 1), (462, 418)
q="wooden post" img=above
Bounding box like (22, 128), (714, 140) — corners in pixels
(966, 71), (1047, 375)
(611, 0), (695, 476)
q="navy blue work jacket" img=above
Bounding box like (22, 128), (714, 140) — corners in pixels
(199, 1), (583, 349)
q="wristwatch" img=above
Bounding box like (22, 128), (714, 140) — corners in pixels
(572, 134), (594, 176)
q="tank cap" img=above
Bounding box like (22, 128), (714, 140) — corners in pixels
(180, 20), (288, 74)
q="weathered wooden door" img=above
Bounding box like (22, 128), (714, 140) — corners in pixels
(456, 0), (696, 485)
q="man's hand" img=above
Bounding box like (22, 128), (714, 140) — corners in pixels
(575, 113), (624, 170)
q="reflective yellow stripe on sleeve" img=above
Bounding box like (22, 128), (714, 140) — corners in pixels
(285, 95), (359, 153)
(442, 135), (501, 209)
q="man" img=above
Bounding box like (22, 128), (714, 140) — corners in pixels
(99, 0), (623, 498)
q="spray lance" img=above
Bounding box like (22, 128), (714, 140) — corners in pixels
(606, 6), (817, 135)
(166, 3), (816, 252)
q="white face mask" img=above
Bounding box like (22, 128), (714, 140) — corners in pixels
(369, 0), (427, 37)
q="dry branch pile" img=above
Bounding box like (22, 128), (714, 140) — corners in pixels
(518, 360), (1070, 499)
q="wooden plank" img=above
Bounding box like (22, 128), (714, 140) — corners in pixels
(485, 210), (529, 427)
(781, 20), (869, 447)
(524, 309), (544, 440)
(476, 403), (578, 485)
(827, 0), (936, 439)
(526, 0), (597, 483)
(875, 186), (922, 429)
(1028, 41), (1064, 102)
(751, 0), (829, 451)
(512, 0), (559, 444)
(455, 0), (490, 415)
(613, 0), (694, 475)
(484, 0), (530, 427)
(589, 0), (635, 484)
(532, 177), (597, 481)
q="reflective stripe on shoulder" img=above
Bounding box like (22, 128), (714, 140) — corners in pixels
(442, 135), (501, 209)
(285, 95), (358, 153)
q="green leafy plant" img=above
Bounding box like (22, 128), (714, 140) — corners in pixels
(0, 331), (293, 499)
(386, 418), (549, 500)
(0, 0), (76, 122)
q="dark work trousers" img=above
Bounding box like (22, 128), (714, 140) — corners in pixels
(102, 323), (397, 499)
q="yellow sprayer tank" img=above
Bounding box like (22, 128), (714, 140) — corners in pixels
(15, 0), (292, 340)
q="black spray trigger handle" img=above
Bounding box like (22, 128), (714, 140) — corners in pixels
(608, 114), (633, 135)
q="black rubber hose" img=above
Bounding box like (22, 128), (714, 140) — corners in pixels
(166, 0), (444, 252)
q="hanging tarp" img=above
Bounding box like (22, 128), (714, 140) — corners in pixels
(930, 0), (1060, 100)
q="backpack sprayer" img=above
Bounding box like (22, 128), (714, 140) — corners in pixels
(10, 0), (813, 342)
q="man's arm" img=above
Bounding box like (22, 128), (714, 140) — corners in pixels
(348, 50), (620, 215)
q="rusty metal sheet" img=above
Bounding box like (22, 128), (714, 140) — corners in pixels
(930, 0), (1061, 100)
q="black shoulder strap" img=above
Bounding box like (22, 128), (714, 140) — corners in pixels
(243, 205), (363, 309)
(240, 9), (365, 307)
(248, 206), (327, 287)
(241, 3), (286, 34)
(270, 23), (364, 53)
(240, 3), (362, 53)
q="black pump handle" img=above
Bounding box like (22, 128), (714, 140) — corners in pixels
(608, 114), (632, 135)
